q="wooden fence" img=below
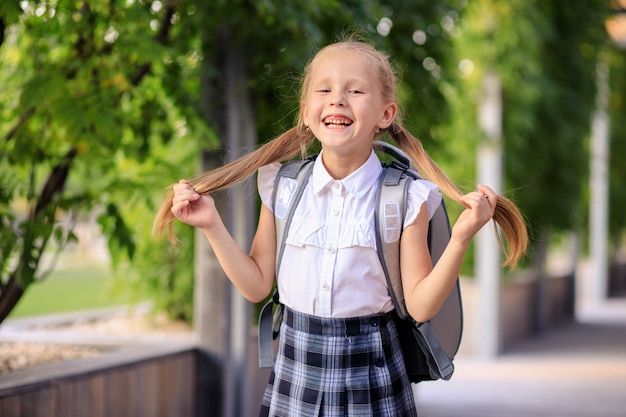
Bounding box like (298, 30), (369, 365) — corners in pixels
(0, 347), (198, 417)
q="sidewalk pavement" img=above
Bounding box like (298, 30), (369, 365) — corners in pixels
(413, 297), (626, 417)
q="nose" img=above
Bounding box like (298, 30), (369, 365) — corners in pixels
(329, 91), (346, 107)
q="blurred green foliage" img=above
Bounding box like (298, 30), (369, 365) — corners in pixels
(443, 0), (611, 263)
(607, 43), (626, 240)
(0, 0), (214, 322)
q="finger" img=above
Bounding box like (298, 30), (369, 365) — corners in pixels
(173, 187), (199, 199)
(462, 191), (486, 207)
(172, 183), (200, 203)
(477, 184), (496, 200)
(476, 185), (497, 208)
(172, 180), (195, 192)
(172, 194), (193, 208)
(171, 200), (190, 218)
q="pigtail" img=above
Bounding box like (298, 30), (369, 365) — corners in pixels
(153, 126), (315, 242)
(388, 124), (464, 203)
(388, 123), (528, 268)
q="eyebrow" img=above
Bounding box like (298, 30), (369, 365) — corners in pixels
(312, 77), (370, 87)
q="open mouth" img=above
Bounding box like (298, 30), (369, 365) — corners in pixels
(323, 116), (353, 128)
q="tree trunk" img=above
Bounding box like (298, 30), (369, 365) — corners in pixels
(0, 149), (76, 325)
(0, 274), (24, 323)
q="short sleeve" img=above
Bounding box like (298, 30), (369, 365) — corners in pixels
(404, 179), (442, 227)
(257, 162), (282, 212)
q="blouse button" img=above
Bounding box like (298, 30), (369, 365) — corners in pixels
(327, 247), (335, 254)
(332, 209), (339, 216)
(322, 284), (329, 291)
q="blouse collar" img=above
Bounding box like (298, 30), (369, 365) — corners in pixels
(311, 148), (382, 199)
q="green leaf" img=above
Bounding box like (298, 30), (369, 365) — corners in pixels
(98, 203), (136, 266)
(0, 2), (23, 25)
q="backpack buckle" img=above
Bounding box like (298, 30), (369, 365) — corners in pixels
(389, 159), (409, 173)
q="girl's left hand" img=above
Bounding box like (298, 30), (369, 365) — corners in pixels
(452, 184), (497, 244)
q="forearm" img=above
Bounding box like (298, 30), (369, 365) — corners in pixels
(404, 186), (497, 322)
(406, 235), (470, 323)
(170, 180), (275, 301)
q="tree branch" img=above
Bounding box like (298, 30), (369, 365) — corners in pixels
(129, 1), (176, 86)
(0, 17), (6, 49)
(4, 107), (35, 143)
(31, 147), (78, 221)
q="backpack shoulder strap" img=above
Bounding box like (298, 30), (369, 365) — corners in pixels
(272, 158), (315, 274)
(374, 163), (414, 319)
(259, 157), (315, 368)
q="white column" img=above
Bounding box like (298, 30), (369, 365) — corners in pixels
(589, 60), (610, 303)
(476, 71), (503, 358)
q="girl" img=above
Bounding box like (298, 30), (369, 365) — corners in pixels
(154, 40), (527, 416)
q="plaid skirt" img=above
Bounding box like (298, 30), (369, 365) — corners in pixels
(259, 307), (418, 417)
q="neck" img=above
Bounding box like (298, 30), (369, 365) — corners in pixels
(321, 148), (371, 180)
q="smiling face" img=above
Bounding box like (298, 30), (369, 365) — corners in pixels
(300, 45), (398, 160)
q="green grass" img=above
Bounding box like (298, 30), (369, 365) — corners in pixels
(8, 266), (135, 319)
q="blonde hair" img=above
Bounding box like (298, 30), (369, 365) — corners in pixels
(153, 40), (527, 268)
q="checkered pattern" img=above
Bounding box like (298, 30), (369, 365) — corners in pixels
(259, 308), (418, 417)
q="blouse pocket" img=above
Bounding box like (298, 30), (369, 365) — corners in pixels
(285, 215), (327, 248)
(285, 214), (376, 250)
(337, 220), (376, 250)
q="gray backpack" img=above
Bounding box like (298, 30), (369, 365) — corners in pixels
(258, 141), (462, 382)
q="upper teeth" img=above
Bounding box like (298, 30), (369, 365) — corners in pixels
(325, 117), (351, 126)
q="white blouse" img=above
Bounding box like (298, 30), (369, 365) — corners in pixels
(257, 149), (442, 318)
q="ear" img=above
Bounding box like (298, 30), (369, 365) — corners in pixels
(378, 102), (398, 129)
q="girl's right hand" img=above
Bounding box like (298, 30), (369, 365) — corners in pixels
(171, 180), (219, 230)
